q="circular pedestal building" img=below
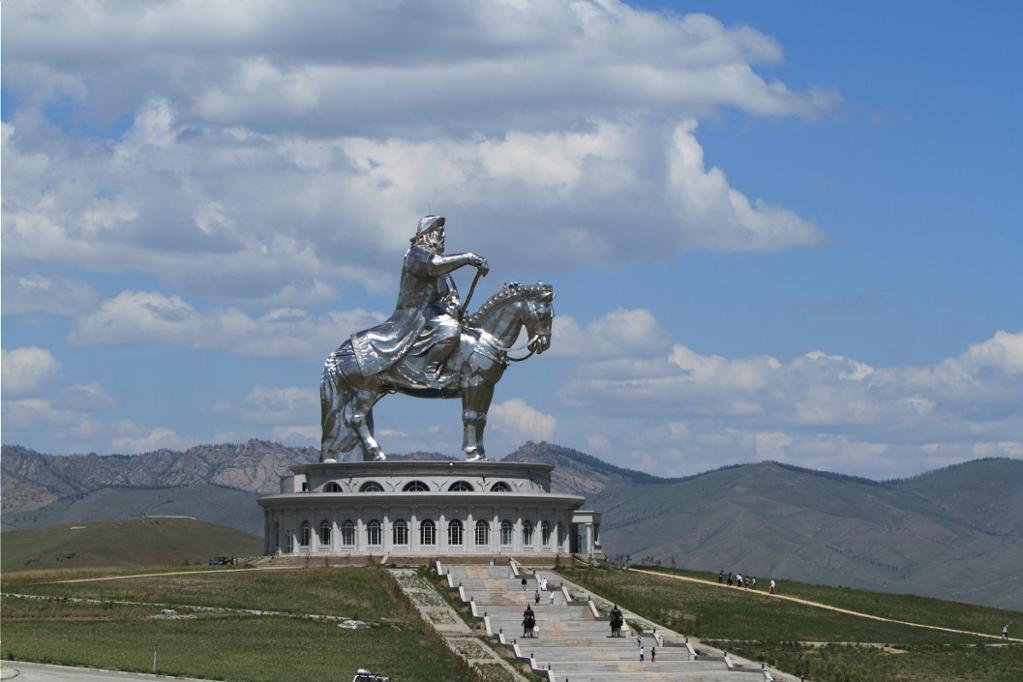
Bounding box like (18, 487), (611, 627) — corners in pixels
(258, 460), (602, 559)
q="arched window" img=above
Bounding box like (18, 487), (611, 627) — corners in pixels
(449, 480), (474, 492)
(299, 521), (311, 546)
(475, 520), (490, 546)
(448, 519), (464, 545)
(392, 519), (408, 545)
(284, 531), (294, 553)
(541, 521), (551, 546)
(402, 480), (430, 492)
(367, 520), (382, 546)
(522, 521), (533, 546)
(359, 481), (384, 492)
(323, 482), (342, 492)
(500, 520), (513, 545)
(420, 519), (436, 545)
(319, 520), (331, 546)
(490, 481), (512, 492)
(341, 520), (355, 546)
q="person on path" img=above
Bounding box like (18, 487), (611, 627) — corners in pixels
(651, 646), (656, 663)
(727, 572), (733, 586)
(769, 579), (776, 595)
(521, 576), (527, 591)
(549, 591), (555, 605)
(535, 590), (540, 605)
(637, 636), (642, 648)
(639, 646), (645, 662)
(1004, 624), (1010, 640)
(751, 576), (757, 590)
(718, 570), (724, 583)
(736, 573), (743, 588)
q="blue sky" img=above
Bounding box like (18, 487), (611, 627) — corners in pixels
(2, 1), (1020, 478)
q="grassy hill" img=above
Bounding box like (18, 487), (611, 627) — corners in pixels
(565, 563), (1023, 682)
(1, 484), (262, 535)
(1, 517), (262, 572)
(590, 460), (1023, 610)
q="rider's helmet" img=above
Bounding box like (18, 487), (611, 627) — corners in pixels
(415, 215), (445, 237)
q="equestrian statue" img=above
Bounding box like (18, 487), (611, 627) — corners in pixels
(321, 215), (554, 462)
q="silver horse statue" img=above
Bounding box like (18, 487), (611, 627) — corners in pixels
(320, 215), (553, 462)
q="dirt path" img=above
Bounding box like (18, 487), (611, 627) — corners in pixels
(46, 565), (309, 584)
(632, 568), (1021, 643)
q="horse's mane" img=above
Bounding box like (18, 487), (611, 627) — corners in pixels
(466, 283), (553, 326)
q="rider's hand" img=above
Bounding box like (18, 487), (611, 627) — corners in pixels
(476, 257), (489, 276)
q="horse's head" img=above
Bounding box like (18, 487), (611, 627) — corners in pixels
(521, 283), (555, 354)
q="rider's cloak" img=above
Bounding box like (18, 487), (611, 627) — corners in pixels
(350, 245), (458, 377)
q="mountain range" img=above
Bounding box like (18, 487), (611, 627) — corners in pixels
(2, 440), (1021, 610)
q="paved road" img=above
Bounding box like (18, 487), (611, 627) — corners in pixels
(1, 661), (204, 682)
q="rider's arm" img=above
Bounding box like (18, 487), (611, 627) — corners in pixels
(427, 251), (489, 277)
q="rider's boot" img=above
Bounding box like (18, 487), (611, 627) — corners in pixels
(424, 336), (457, 387)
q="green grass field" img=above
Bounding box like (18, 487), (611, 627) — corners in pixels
(562, 564), (1023, 681)
(1, 518), (262, 573)
(649, 565), (1023, 639)
(1, 566), (473, 681)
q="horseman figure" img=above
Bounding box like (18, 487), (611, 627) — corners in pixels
(350, 215), (488, 388)
(321, 215), (553, 462)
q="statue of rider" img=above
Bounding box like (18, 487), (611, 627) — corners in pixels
(350, 215), (488, 386)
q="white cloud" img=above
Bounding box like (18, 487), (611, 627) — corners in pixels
(109, 420), (195, 453)
(215, 385), (319, 425)
(1, 346), (62, 397)
(1, 273), (99, 316)
(560, 329), (1023, 477)
(1, 3), (832, 304)
(69, 290), (385, 361)
(552, 308), (673, 358)
(56, 382), (118, 411)
(489, 398), (557, 442)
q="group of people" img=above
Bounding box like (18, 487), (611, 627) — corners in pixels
(609, 604), (624, 637)
(718, 570), (776, 594)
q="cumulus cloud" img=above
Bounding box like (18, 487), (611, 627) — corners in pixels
(1, 273), (100, 316)
(69, 290), (385, 361)
(561, 329), (1023, 477)
(109, 420), (196, 453)
(489, 399), (557, 442)
(551, 308), (672, 358)
(215, 385), (319, 425)
(1, 2), (832, 304)
(1, 346), (62, 397)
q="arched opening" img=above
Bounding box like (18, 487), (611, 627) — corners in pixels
(448, 480), (474, 492)
(359, 481), (384, 492)
(402, 480), (430, 492)
(299, 520), (311, 546)
(323, 482), (342, 492)
(284, 531), (294, 553)
(420, 519), (436, 545)
(475, 520), (490, 546)
(490, 481), (512, 492)
(448, 519), (464, 545)
(341, 520), (355, 546)
(500, 520), (513, 545)
(319, 520), (331, 546)
(541, 521), (551, 546)
(522, 521), (534, 546)
(367, 520), (382, 546)
(392, 519), (408, 545)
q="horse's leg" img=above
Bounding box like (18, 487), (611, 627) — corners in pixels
(347, 388), (386, 461)
(461, 384), (494, 461)
(320, 362), (345, 462)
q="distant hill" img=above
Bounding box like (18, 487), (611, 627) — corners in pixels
(1, 517), (262, 573)
(4, 440), (1022, 609)
(502, 441), (664, 496)
(890, 457), (1023, 537)
(2, 485), (263, 535)
(588, 461), (1023, 610)
(1, 440), (315, 516)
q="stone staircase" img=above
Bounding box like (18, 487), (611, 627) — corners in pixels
(438, 561), (773, 682)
